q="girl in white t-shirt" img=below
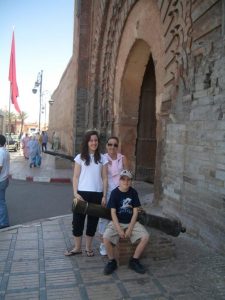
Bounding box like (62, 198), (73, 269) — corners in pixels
(65, 130), (108, 257)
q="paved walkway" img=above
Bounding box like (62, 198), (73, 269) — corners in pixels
(0, 150), (224, 299)
(9, 149), (73, 183)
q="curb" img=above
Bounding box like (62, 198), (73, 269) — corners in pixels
(9, 174), (72, 183)
(0, 214), (72, 232)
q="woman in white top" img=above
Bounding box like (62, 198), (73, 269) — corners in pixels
(99, 136), (129, 255)
(65, 130), (108, 257)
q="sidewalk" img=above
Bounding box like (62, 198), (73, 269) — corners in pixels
(0, 150), (224, 299)
(9, 149), (73, 183)
(0, 215), (224, 300)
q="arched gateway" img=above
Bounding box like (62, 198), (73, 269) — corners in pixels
(114, 39), (157, 183)
(111, 0), (164, 191)
(136, 56), (156, 183)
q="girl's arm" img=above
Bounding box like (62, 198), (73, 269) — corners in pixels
(122, 155), (129, 169)
(73, 162), (82, 199)
(101, 163), (108, 206)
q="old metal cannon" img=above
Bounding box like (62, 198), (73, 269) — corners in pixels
(44, 150), (74, 162)
(72, 197), (186, 237)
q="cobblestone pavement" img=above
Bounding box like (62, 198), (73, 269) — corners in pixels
(0, 215), (224, 300)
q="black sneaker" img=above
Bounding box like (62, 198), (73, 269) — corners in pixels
(129, 258), (146, 274)
(104, 259), (117, 275)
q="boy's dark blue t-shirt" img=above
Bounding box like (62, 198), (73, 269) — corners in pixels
(107, 187), (141, 223)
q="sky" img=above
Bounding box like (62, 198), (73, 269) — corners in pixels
(0, 0), (74, 124)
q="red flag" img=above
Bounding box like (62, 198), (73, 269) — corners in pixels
(8, 31), (20, 113)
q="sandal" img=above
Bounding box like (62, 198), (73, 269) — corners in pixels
(64, 249), (82, 256)
(85, 250), (94, 257)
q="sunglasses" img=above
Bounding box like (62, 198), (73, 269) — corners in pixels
(120, 177), (131, 181)
(107, 143), (118, 148)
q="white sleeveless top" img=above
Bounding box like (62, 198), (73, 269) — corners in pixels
(74, 153), (108, 192)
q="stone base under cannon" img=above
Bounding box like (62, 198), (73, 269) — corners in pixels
(97, 229), (176, 265)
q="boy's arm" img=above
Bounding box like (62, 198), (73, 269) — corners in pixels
(125, 207), (138, 238)
(111, 208), (125, 239)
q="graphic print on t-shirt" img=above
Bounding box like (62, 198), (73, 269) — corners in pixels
(119, 197), (133, 215)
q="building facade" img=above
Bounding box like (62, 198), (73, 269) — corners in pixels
(48, 0), (225, 253)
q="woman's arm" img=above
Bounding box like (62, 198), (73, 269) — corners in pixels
(101, 163), (108, 206)
(73, 162), (82, 199)
(122, 155), (129, 170)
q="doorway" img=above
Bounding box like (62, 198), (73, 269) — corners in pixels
(135, 56), (156, 183)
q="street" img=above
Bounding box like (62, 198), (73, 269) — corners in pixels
(6, 179), (73, 226)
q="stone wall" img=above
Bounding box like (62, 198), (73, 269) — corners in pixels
(48, 0), (91, 155)
(160, 0), (225, 252)
(163, 44), (225, 251)
(48, 57), (76, 155)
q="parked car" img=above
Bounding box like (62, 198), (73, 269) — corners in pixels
(11, 134), (21, 150)
(5, 135), (19, 152)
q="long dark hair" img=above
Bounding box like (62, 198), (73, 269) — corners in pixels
(81, 130), (101, 165)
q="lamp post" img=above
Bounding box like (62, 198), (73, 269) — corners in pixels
(32, 70), (43, 132)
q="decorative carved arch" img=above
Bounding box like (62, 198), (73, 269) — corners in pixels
(89, 0), (193, 135)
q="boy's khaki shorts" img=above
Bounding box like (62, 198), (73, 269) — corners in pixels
(103, 221), (149, 245)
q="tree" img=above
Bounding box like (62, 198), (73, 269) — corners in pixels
(5, 111), (17, 134)
(4, 110), (28, 136)
(18, 111), (28, 137)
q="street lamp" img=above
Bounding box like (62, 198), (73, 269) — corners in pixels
(32, 70), (43, 132)
(48, 99), (54, 105)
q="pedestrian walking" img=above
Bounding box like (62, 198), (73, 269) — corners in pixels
(52, 132), (60, 151)
(103, 170), (149, 275)
(65, 130), (108, 257)
(0, 135), (10, 229)
(41, 131), (48, 152)
(27, 135), (41, 168)
(99, 136), (129, 256)
(21, 133), (30, 159)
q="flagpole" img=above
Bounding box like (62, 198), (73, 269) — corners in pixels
(7, 93), (11, 145)
(9, 26), (14, 136)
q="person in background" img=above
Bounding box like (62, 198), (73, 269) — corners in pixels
(41, 131), (48, 152)
(65, 130), (108, 257)
(98, 136), (129, 256)
(52, 132), (60, 151)
(51, 131), (55, 149)
(36, 132), (42, 152)
(27, 135), (41, 168)
(0, 135), (10, 229)
(103, 170), (149, 275)
(21, 133), (30, 159)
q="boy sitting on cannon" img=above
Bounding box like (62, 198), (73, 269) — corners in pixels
(103, 170), (149, 275)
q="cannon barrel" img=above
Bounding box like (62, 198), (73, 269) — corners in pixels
(44, 150), (74, 162)
(72, 198), (186, 237)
